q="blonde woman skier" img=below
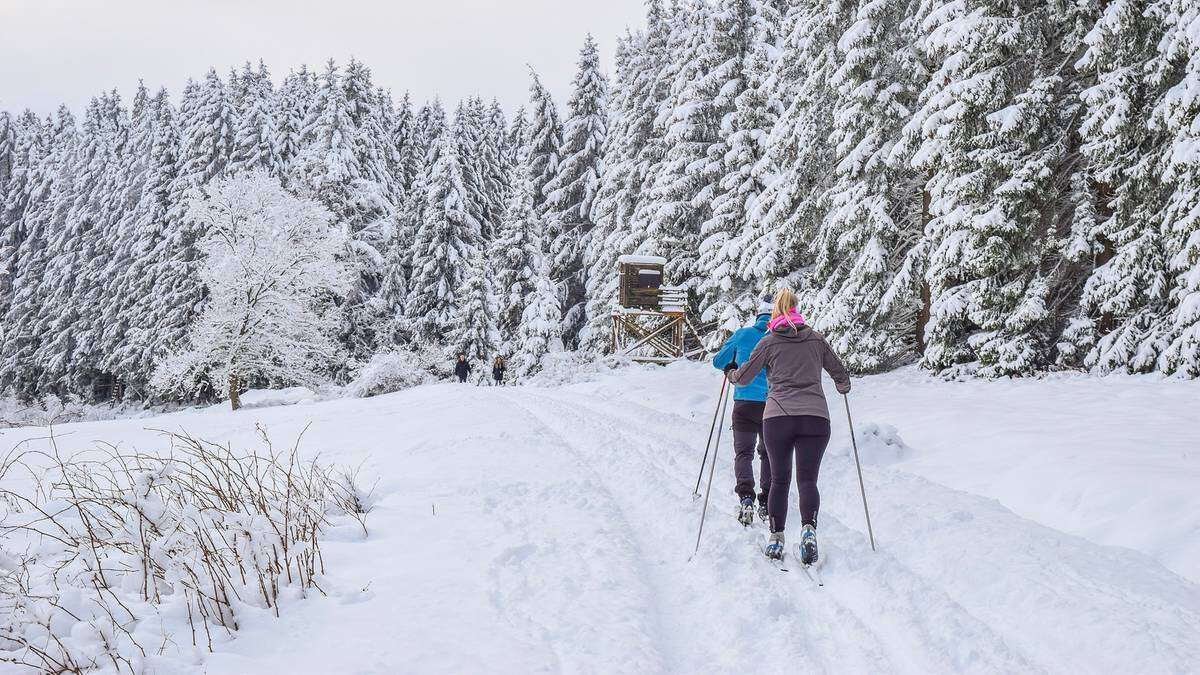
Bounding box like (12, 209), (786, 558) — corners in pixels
(725, 289), (851, 565)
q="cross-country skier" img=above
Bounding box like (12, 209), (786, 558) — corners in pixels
(492, 356), (507, 386)
(726, 288), (851, 565)
(454, 354), (471, 383)
(712, 296), (774, 527)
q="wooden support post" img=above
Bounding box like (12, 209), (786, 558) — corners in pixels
(624, 318), (677, 356)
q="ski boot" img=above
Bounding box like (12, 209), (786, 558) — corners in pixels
(737, 497), (755, 527)
(757, 502), (769, 523)
(764, 532), (785, 560)
(799, 524), (819, 566)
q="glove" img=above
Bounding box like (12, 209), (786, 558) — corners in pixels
(837, 381), (851, 395)
(723, 361), (738, 373)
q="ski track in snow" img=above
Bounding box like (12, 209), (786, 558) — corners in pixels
(513, 388), (1029, 674)
(4, 367), (1198, 673)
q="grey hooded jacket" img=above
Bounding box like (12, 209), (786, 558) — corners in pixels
(727, 323), (851, 421)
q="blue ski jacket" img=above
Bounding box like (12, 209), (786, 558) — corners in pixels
(712, 314), (770, 402)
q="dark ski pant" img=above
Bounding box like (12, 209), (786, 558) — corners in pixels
(763, 414), (830, 533)
(731, 400), (769, 504)
(457, 374), (468, 383)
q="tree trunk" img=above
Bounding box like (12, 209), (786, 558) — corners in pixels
(916, 281), (931, 356)
(229, 373), (240, 411)
(916, 180), (933, 355)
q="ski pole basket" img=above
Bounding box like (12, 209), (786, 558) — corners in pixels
(612, 255), (708, 363)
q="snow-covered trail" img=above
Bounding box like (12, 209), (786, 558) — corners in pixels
(3, 364), (1198, 673)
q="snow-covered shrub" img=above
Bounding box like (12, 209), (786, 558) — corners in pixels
(0, 395), (152, 429)
(348, 350), (434, 398)
(524, 351), (634, 387)
(852, 422), (912, 466)
(0, 429), (370, 672)
(0, 394), (88, 427)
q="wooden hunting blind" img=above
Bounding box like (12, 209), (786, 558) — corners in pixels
(611, 255), (706, 363)
(619, 258), (665, 309)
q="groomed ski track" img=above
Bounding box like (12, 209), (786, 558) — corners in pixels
(6, 365), (1198, 673)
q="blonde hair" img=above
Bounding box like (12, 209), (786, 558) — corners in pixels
(772, 288), (799, 328)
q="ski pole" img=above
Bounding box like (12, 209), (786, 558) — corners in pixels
(691, 382), (732, 558)
(843, 393), (877, 551)
(692, 375), (729, 499)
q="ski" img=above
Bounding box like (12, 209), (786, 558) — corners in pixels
(792, 544), (824, 586)
(799, 564), (824, 586)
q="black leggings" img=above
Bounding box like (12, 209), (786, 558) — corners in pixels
(763, 415), (830, 533)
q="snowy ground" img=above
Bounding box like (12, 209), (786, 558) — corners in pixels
(2, 362), (1198, 673)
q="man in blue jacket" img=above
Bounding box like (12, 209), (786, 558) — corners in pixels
(711, 296), (773, 526)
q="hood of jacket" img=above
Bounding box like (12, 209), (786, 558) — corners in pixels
(770, 322), (821, 342)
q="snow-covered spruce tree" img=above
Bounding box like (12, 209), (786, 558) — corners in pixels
(377, 213), (411, 349)
(371, 93), (421, 347)
(85, 91), (143, 397)
(0, 111), (65, 399)
(94, 85), (160, 396)
(178, 70), (236, 189)
(0, 111), (34, 340)
(741, 0), (854, 298)
(292, 60), (392, 361)
(107, 89), (180, 396)
(454, 98), (490, 240)
(582, 8), (672, 353)
(397, 101), (447, 231)
(893, 0), (1093, 376)
(405, 130), (481, 342)
(229, 61), (282, 176)
(1152, 0), (1200, 376)
(506, 104), (529, 165)
(494, 159), (544, 348)
(0, 109), (14, 360)
(139, 74), (233, 388)
(696, 0), (777, 332)
(35, 92), (129, 398)
(415, 99), (449, 158)
(804, 0), (926, 372)
(483, 99), (513, 233)
(0, 111), (14, 209)
(151, 171), (352, 410)
(391, 99), (448, 313)
(511, 257), (563, 378)
(1062, 0), (1174, 373)
(526, 69), (562, 216)
(447, 247), (501, 362)
(633, 0), (721, 288)
(389, 92), (418, 194)
(275, 66), (317, 178)
(580, 34), (636, 353)
(544, 34), (609, 347)
(372, 87), (404, 206)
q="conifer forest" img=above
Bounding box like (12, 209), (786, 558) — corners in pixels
(2, 0), (1199, 404)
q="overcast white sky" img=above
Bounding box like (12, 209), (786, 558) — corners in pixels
(0, 0), (647, 117)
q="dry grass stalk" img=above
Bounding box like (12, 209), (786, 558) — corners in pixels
(0, 426), (370, 673)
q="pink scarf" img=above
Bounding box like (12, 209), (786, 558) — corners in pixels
(767, 309), (806, 332)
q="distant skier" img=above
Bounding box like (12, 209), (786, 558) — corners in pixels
(492, 356), (507, 386)
(726, 288), (851, 566)
(454, 354), (471, 383)
(712, 295), (774, 527)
